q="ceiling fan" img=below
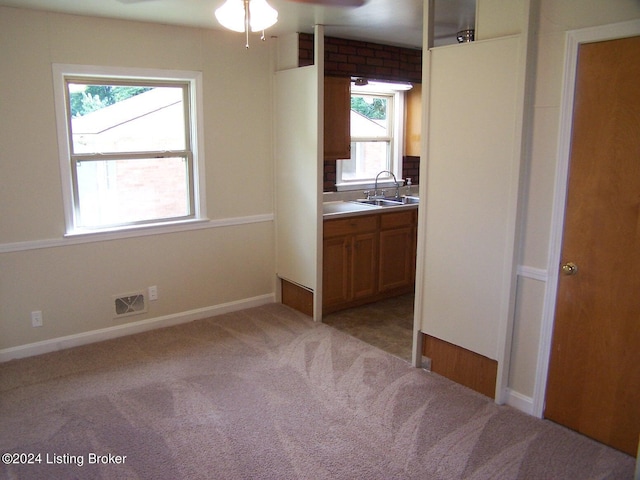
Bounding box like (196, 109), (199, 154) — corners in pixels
(116, 0), (366, 6)
(115, 0), (367, 46)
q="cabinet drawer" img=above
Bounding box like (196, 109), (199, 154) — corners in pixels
(380, 210), (416, 229)
(324, 215), (378, 237)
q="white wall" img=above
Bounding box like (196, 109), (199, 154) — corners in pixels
(0, 7), (276, 356)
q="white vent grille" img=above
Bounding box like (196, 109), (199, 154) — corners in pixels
(113, 292), (147, 318)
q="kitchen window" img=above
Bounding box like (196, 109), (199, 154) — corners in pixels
(336, 82), (408, 190)
(53, 65), (206, 235)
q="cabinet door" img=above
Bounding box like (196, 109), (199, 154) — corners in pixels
(323, 235), (350, 307)
(324, 76), (351, 160)
(351, 232), (377, 299)
(378, 227), (414, 292)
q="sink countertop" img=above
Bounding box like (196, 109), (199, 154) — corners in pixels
(323, 200), (418, 218)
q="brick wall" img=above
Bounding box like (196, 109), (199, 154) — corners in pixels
(402, 156), (420, 186)
(323, 156), (420, 193)
(298, 33), (422, 84)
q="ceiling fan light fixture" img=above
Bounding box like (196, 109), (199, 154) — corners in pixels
(215, 0), (278, 33)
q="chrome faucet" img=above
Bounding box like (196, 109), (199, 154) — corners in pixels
(372, 170), (400, 199)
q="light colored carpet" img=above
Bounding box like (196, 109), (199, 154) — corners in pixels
(0, 303), (634, 479)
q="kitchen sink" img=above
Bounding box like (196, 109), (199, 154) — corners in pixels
(352, 195), (419, 207)
(400, 195), (420, 204)
(353, 198), (403, 206)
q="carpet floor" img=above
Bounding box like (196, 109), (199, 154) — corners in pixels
(0, 303), (634, 479)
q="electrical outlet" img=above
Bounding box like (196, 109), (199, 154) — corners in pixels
(31, 311), (43, 327)
(148, 285), (158, 301)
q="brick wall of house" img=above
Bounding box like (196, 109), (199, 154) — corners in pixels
(298, 33), (422, 84)
(402, 155), (420, 186)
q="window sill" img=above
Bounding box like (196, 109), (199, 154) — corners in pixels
(64, 218), (211, 241)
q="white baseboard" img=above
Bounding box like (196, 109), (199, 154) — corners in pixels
(505, 388), (535, 416)
(0, 294), (275, 362)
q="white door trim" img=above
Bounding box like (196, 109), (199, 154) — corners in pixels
(532, 19), (640, 418)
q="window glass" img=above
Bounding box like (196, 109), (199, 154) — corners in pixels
(68, 84), (186, 154)
(340, 141), (390, 181)
(75, 157), (190, 228)
(336, 88), (402, 188)
(350, 95), (389, 138)
(53, 66), (204, 234)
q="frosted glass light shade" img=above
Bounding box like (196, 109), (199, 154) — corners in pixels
(215, 0), (278, 33)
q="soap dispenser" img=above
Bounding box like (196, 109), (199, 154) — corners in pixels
(406, 178), (412, 196)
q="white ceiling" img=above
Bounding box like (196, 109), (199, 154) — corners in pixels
(0, 0), (476, 49)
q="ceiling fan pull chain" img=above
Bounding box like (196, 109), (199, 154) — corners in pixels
(244, 0), (250, 49)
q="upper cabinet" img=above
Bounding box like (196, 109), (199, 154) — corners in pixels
(324, 76), (351, 160)
(405, 84), (422, 157)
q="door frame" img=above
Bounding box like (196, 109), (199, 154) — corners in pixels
(532, 19), (640, 418)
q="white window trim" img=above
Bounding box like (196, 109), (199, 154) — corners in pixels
(52, 64), (207, 237)
(335, 88), (406, 192)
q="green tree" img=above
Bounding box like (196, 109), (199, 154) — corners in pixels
(69, 85), (151, 117)
(351, 95), (387, 120)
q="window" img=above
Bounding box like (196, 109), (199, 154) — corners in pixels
(53, 65), (206, 235)
(336, 82), (409, 190)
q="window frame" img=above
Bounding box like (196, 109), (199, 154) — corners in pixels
(335, 86), (406, 191)
(53, 64), (207, 236)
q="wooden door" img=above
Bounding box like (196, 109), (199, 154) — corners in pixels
(544, 36), (640, 456)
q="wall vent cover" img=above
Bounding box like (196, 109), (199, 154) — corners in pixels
(113, 292), (147, 318)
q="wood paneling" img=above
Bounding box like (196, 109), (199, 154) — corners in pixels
(281, 279), (314, 317)
(423, 334), (498, 398)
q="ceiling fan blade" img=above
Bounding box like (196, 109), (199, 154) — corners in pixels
(286, 0), (367, 6)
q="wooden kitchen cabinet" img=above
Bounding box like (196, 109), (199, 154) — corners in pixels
(324, 76), (351, 160)
(378, 210), (417, 292)
(323, 215), (377, 311)
(323, 208), (417, 314)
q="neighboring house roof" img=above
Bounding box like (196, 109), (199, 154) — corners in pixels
(350, 109), (387, 138)
(72, 87), (182, 135)
(70, 87), (184, 154)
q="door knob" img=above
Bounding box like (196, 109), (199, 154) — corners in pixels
(561, 262), (578, 276)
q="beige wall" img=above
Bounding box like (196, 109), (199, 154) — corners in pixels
(0, 7), (275, 353)
(509, 0), (640, 398)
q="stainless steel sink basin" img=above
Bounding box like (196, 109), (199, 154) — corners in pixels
(401, 195), (420, 204)
(323, 201), (378, 215)
(353, 198), (403, 206)
(352, 195), (419, 207)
